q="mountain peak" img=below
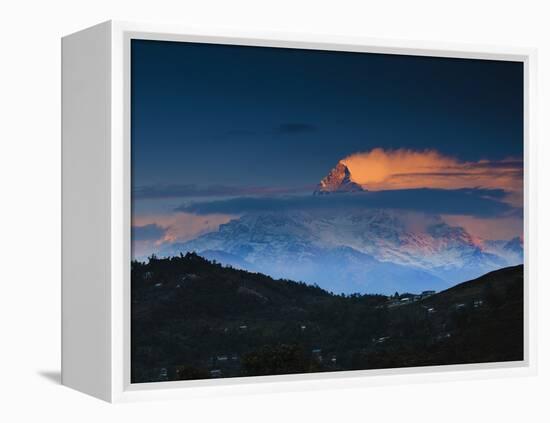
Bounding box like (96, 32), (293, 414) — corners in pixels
(314, 161), (365, 195)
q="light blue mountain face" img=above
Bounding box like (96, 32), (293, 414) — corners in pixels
(198, 245), (447, 295)
(161, 209), (522, 295)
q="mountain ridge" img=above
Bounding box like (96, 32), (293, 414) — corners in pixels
(154, 162), (522, 294)
(160, 209), (521, 294)
(313, 161), (365, 195)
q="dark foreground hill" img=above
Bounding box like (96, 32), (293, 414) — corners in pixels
(131, 253), (523, 383)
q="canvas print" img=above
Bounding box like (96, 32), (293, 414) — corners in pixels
(130, 39), (524, 383)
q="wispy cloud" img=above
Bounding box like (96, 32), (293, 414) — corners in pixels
(132, 223), (166, 241)
(215, 122), (317, 139)
(133, 212), (237, 244)
(175, 188), (515, 218)
(131, 212), (237, 259)
(441, 214), (523, 241)
(133, 184), (314, 200)
(341, 149), (523, 206)
(275, 122), (317, 134)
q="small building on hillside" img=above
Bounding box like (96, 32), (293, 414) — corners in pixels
(374, 336), (391, 344)
(473, 299), (484, 308)
(311, 348), (323, 362)
(210, 369), (221, 378)
(421, 290), (436, 298)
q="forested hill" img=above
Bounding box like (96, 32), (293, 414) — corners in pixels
(131, 253), (523, 383)
(131, 252), (343, 321)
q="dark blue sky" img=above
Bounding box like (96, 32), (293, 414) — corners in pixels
(131, 39), (523, 189)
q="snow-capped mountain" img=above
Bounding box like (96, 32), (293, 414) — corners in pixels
(482, 237), (524, 266)
(158, 161), (522, 295)
(161, 209), (522, 295)
(313, 161), (364, 195)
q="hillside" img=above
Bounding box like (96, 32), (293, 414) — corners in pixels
(131, 254), (523, 383)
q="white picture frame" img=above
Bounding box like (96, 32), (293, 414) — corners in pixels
(61, 20), (537, 403)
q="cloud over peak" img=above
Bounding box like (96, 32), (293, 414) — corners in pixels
(175, 188), (515, 218)
(341, 148), (522, 206)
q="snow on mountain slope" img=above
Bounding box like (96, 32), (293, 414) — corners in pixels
(163, 214), (447, 295)
(158, 160), (522, 295)
(160, 208), (521, 295)
(482, 237), (524, 266)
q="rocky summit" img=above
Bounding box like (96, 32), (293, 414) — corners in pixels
(314, 161), (365, 195)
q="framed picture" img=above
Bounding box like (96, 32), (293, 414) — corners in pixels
(62, 21), (537, 402)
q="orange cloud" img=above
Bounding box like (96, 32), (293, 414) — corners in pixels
(341, 148), (523, 206)
(132, 212), (237, 258)
(441, 214), (523, 241)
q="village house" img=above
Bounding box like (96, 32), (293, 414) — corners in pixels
(311, 348), (323, 362)
(210, 369), (222, 378)
(421, 290), (436, 299)
(473, 299), (484, 308)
